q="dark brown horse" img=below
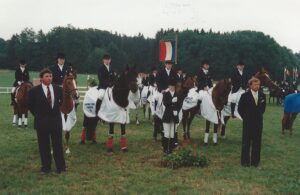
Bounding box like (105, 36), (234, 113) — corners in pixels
(13, 82), (33, 127)
(60, 73), (79, 154)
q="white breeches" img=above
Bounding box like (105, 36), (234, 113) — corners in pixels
(163, 122), (177, 138)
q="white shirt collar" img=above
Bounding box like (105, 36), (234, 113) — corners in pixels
(58, 64), (64, 71)
(165, 68), (171, 75)
(104, 64), (110, 71)
(20, 67), (25, 72)
(170, 91), (175, 97)
(251, 89), (258, 97)
(202, 68), (208, 74)
(238, 69), (243, 75)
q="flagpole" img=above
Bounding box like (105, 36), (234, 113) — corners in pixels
(175, 33), (178, 65)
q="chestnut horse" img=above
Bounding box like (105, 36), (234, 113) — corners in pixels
(13, 82), (33, 127)
(60, 73), (79, 154)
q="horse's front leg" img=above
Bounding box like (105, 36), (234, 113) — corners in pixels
(187, 110), (196, 140)
(221, 116), (230, 138)
(182, 110), (188, 141)
(281, 113), (289, 135)
(65, 131), (70, 154)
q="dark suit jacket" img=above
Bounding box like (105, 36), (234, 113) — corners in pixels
(231, 69), (250, 93)
(49, 64), (71, 86)
(14, 68), (30, 86)
(238, 90), (266, 131)
(27, 84), (63, 131)
(197, 69), (213, 90)
(176, 74), (184, 84)
(97, 64), (115, 89)
(162, 91), (181, 123)
(156, 68), (177, 92)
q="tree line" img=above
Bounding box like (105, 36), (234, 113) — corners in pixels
(0, 25), (299, 81)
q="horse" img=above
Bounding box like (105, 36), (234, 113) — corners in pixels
(60, 72), (79, 154)
(181, 77), (232, 145)
(13, 82), (33, 127)
(97, 65), (138, 152)
(181, 75), (199, 140)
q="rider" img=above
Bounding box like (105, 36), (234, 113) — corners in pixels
(230, 60), (250, 117)
(49, 53), (72, 86)
(11, 60), (30, 105)
(148, 66), (158, 87)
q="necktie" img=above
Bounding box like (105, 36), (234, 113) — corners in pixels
(47, 86), (52, 108)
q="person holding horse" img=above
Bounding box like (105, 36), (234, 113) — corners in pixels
(11, 59), (30, 105)
(27, 68), (66, 174)
(49, 53), (72, 86)
(161, 79), (182, 154)
(229, 60), (250, 117)
(153, 60), (177, 141)
(238, 77), (266, 167)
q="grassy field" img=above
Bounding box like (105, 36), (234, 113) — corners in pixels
(0, 71), (300, 194)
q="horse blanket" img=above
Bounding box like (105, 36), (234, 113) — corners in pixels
(97, 88), (139, 124)
(83, 86), (99, 117)
(61, 104), (77, 132)
(284, 93), (300, 112)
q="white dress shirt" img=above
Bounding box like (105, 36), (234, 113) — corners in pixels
(202, 68), (208, 74)
(238, 69), (243, 76)
(42, 83), (54, 108)
(58, 64), (64, 71)
(251, 89), (258, 105)
(104, 64), (110, 72)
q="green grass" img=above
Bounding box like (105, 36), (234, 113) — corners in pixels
(0, 71), (300, 194)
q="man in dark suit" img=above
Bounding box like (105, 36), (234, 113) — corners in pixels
(230, 61), (250, 116)
(27, 68), (66, 174)
(97, 54), (116, 90)
(238, 77), (266, 167)
(176, 67), (184, 84)
(11, 60), (30, 105)
(197, 59), (213, 91)
(49, 53), (72, 86)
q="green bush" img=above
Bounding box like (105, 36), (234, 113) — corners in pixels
(161, 146), (209, 169)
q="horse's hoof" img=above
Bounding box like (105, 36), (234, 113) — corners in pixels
(204, 143), (208, 146)
(121, 148), (128, 152)
(80, 141), (85, 144)
(213, 143), (218, 146)
(136, 121), (140, 125)
(107, 148), (113, 153)
(12, 123), (16, 126)
(92, 140), (97, 144)
(65, 148), (71, 154)
(24, 125), (28, 128)
(220, 135), (226, 139)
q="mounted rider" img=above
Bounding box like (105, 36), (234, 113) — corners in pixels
(11, 60), (30, 105)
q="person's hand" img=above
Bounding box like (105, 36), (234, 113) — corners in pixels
(172, 97), (177, 103)
(17, 81), (21, 85)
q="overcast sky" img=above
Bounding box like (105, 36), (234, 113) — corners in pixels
(0, 0), (299, 52)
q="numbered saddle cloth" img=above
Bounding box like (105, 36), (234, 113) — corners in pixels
(61, 105), (77, 132)
(182, 87), (201, 110)
(83, 86), (100, 118)
(98, 88), (131, 124)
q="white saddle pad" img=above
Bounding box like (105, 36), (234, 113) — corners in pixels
(83, 86), (100, 118)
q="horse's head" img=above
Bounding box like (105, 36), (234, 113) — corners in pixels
(254, 67), (272, 87)
(212, 78), (232, 111)
(123, 64), (138, 93)
(62, 74), (79, 99)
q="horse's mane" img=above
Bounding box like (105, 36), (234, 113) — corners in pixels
(212, 79), (232, 111)
(112, 66), (137, 108)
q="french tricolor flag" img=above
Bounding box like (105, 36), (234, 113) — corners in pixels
(159, 40), (176, 62)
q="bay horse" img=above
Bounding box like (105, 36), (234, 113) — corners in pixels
(13, 82), (33, 127)
(98, 65), (138, 152)
(60, 72), (79, 154)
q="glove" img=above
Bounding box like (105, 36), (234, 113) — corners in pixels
(172, 97), (177, 103)
(173, 110), (178, 116)
(17, 81), (21, 85)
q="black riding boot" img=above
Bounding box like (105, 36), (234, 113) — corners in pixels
(231, 103), (236, 117)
